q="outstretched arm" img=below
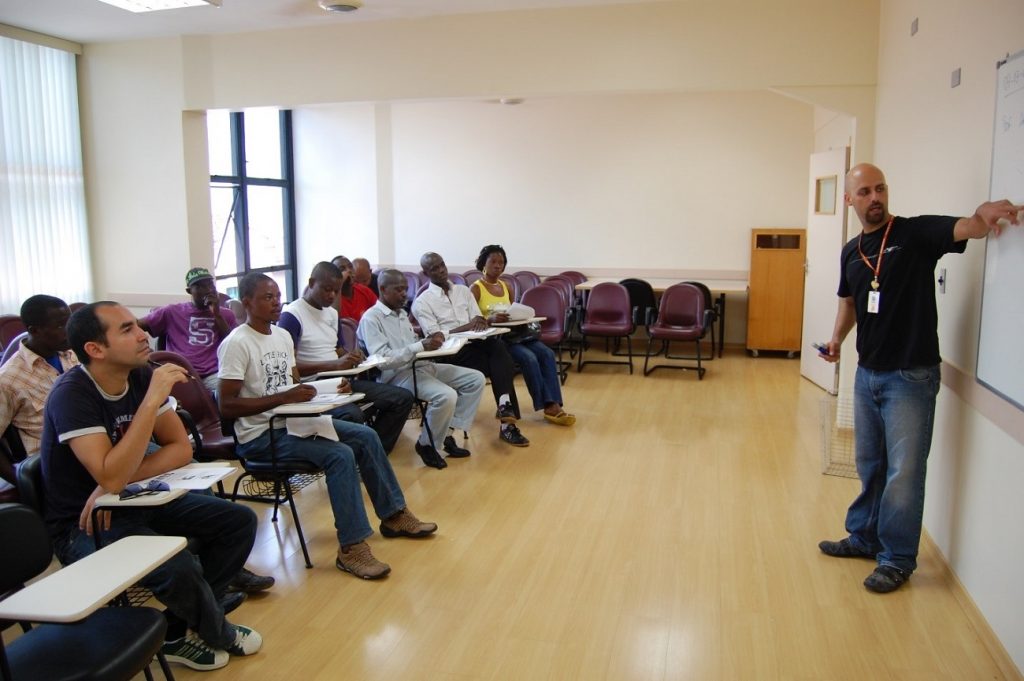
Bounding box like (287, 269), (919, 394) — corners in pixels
(953, 200), (1022, 241)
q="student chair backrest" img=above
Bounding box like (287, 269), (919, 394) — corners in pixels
(339, 317), (360, 354)
(0, 502), (54, 592)
(15, 455), (44, 517)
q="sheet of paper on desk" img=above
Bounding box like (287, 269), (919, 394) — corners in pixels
(142, 465), (236, 490)
(440, 337), (466, 349)
(359, 355), (386, 369)
(305, 378), (344, 395)
(286, 415), (338, 441)
(451, 328), (501, 339)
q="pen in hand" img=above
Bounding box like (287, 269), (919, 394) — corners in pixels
(148, 360), (197, 380)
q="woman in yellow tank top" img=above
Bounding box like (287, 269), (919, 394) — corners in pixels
(471, 245), (575, 426)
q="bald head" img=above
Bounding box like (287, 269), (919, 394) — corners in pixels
(845, 163), (890, 230)
(420, 252), (449, 290)
(377, 269), (405, 289)
(845, 163), (885, 193)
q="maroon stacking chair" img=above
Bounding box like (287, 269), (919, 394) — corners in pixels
(521, 284), (571, 384)
(463, 270), (483, 287)
(543, 275), (583, 343)
(449, 272), (467, 287)
(149, 351), (237, 474)
(402, 271), (421, 309)
(498, 274), (521, 303)
(577, 282), (635, 374)
(1, 331), (28, 366)
(684, 281), (719, 360)
(68, 302), (88, 312)
(643, 283), (710, 379)
(0, 316), (26, 354)
(339, 317), (360, 353)
(559, 270), (586, 286)
(512, 271), (540, 299)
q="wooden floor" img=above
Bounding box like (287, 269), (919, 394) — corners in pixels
(164, 346), (1016, 680)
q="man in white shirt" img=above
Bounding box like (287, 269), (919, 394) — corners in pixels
(359, 270), (485, 469)
(278, 261), (414, 454)
(412, 252), (529, 447)
(218, 273), (437, 580)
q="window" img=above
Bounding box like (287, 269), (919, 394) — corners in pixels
(208, 108), (297, 300)
(0, 36), (91, 313)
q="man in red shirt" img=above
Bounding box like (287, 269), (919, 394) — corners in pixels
(331, 255), (378, 322)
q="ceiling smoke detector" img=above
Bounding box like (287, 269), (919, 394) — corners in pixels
(318, 0), (362, 11)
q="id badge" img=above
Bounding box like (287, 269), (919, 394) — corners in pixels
(867, 290), (881, 314)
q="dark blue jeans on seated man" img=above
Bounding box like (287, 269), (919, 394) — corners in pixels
(846, 364), (941, 575)
(236, 418), (406, 546)
(53, 491), (257, 649)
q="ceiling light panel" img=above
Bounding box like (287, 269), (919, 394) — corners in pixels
(96, 0), (221, 13)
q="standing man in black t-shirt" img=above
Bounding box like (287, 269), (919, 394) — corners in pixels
(817, 163), (1021, 593)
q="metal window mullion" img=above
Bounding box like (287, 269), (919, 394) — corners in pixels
(280, 110), (298, 300)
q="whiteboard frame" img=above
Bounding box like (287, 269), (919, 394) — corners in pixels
(976, 48), (1024, 412)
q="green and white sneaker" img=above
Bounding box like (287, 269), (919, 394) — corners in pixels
(226, 624), (263, 656)
(162, 633), (229, 671)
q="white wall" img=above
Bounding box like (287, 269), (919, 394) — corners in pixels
(293, 103), (381, 280)
(875, 0), (1024, 671)
(387, 92), (812, 271)
(76, 0), (878, 305)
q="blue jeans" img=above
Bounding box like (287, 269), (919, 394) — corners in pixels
(506, 340), (563, 411)
(237, 419), (405, 546)
(846, 365), (940, 574)
(53, 491), (256, 650)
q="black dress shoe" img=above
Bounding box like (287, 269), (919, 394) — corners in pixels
(442, 435), (471, 458)
(415, 441), (447, 469)
(226, 567), (276, 594)
(219, 591), (247, 615)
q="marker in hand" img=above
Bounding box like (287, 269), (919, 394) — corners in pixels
(812, 342), (830, 356)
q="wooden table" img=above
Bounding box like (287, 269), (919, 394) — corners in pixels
(574, 277), (748, 358)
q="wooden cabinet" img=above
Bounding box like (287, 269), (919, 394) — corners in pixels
(746, 228), (806, 355)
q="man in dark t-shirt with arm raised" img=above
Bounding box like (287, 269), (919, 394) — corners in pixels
(41, 302), (262, 671)
(817, 163), (1021, 593)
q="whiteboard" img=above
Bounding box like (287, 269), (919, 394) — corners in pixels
(977, 49), (1024, 411)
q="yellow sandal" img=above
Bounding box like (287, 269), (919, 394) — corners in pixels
(543, 410), (576, 426)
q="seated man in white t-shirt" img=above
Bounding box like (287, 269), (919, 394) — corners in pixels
(278, 261), (414, 454)
(218, 272), (437, 580)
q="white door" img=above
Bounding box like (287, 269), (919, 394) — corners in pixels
(800, 148), (849, 394)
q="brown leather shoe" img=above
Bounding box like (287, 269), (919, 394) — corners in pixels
(336, 542), (390, 579)
(380, 508), (438, 538)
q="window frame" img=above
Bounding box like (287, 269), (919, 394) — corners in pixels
(209, 109), (298, 300)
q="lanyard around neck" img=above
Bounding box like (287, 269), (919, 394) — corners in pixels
(857, 215), (895, 290)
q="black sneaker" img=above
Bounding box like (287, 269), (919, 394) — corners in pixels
(496, 403), (517, 423)
(864, 565), (908, 593)
(226, 567), (275, 594)
(443, 435), (471, 458)
(818, 537), (875, 559)
(499, 424), (529, 447)
(415, 441), (447, 469)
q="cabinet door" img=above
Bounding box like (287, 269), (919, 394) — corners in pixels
(747, 229), (806, 351)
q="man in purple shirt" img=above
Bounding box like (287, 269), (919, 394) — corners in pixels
(140, 267), (236, 393)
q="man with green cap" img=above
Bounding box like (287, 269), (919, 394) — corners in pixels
(140, 267), (237, 394)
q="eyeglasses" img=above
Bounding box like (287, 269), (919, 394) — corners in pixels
(118, 479), (170, 500)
